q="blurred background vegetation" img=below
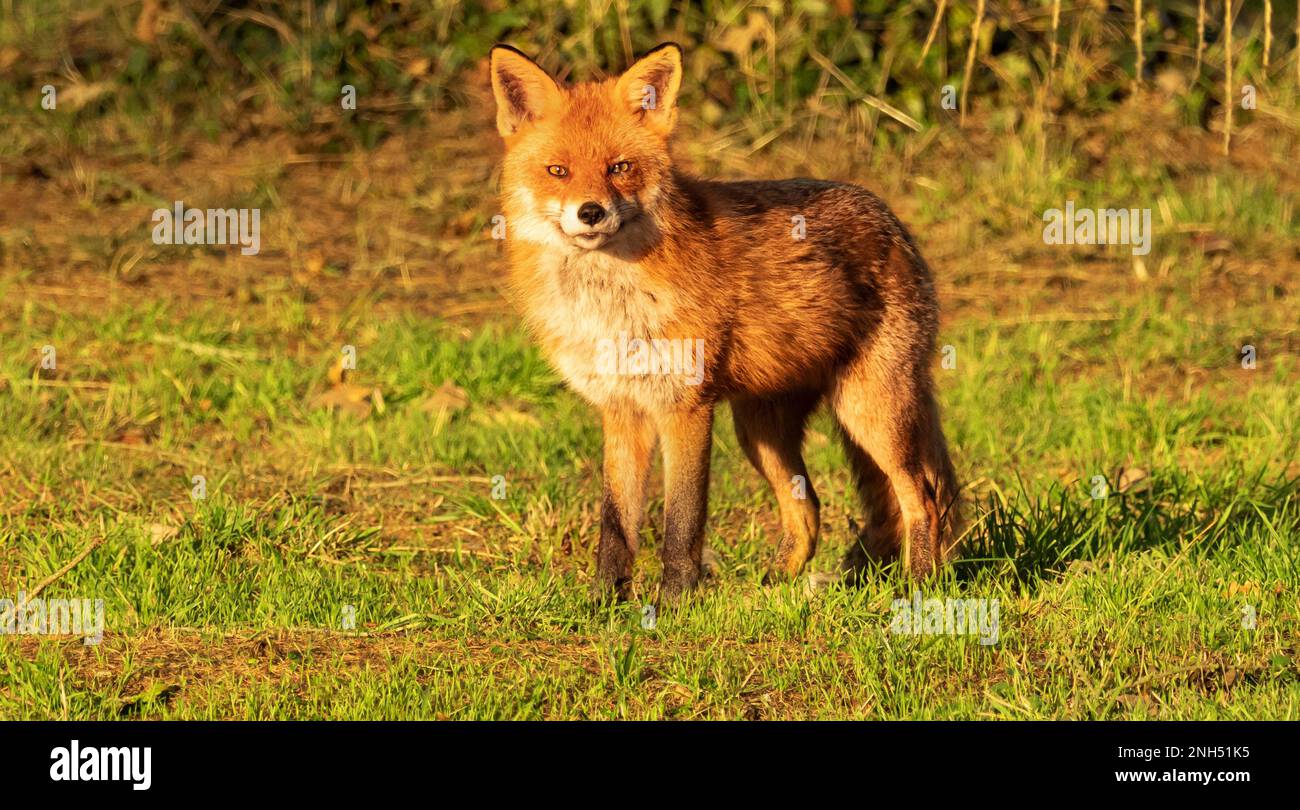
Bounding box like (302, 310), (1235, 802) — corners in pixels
(2, 0), (1296, 154)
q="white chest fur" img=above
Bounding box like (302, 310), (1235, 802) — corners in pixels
(523, 250), (698, 410)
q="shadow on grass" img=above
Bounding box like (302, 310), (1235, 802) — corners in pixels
(954, 465), (1300, 589)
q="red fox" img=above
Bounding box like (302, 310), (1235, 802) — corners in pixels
(489, 42), (962, 599)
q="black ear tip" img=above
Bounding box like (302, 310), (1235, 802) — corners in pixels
(490, 43), (530, 61)
(648, 41), (684, 58)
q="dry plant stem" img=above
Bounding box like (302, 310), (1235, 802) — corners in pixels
(960, 0), (986, 126)
(1196, 0), (1205, 78)
(1133, 0), (1144, 91)
(27, 537), (105, 600)
(1262, 0), (1271, 71)
(918, 0), (948, 66)
(1050, 0), (1061, 71)
(1223, 0), (1233, 156)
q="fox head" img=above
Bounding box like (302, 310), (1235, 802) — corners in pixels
(489, 43), (683, 253)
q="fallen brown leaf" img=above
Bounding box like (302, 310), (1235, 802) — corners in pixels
(147, 524), (179, 545)
(473, 404), (539, 429)
(1116, 466), (1150, 494)
(419, 379), (470, 415)
(310, 382), (383, 419)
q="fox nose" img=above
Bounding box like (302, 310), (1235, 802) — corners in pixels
(577, 202), (606, 226)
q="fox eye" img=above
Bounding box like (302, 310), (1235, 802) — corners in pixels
(547, 165), (568, 177)
(609, 161), (631, 175)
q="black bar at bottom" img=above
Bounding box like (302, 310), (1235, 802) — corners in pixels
(0, 721), (1288, 797)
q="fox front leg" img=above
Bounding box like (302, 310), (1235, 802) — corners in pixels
(656, 403), (714, 599)
(594, 404), (657, 600)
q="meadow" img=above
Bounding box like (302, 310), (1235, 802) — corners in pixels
(0, 0), (1297, 719)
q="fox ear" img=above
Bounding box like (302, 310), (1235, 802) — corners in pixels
(614, 42), (683, 135)
(489, 45), (562, 137)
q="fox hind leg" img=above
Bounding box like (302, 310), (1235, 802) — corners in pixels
(832, 360), (960, 580)
(838, 429), (903, 583)
(732, 393), (821, 582)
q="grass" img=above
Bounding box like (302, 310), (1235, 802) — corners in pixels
(1, 281), (1296, 718)
(1, 1), (1299, 720)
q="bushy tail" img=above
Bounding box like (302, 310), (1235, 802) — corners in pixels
(925, 417), (964, 565)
